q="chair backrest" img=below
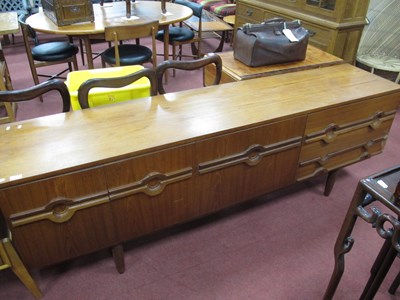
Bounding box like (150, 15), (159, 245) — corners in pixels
(18, 14), (38, 45)
(177, 0), (203, 34)
(156, 53), (222, 94)
(18, 14), (39, 75)
(104, 20), (159, 67)
(77, 68), (158, 109)
(176, 0), (202, 18)
(0, 79), (71, 113)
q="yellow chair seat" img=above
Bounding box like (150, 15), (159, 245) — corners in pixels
(66, 65), (151, 110)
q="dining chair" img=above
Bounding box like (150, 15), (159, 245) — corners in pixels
(77, 68), (157, 109)
(101, 20), (159, 68)
(0, 79), (71, 116)
(77, 34), (112, 66)
(76, 0), (114, 66)
(0, 47), (15, 123)
(156, 0), (203, 62)
(18, 14), (79, 96)
(156, 53), (222, 94)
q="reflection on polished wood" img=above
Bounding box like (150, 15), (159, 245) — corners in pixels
(26, 2), (193, 68)
(0, 64), (399, 271)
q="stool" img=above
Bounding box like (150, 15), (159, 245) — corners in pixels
(324, 165), (400, 299)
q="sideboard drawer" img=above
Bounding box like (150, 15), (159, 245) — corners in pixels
(237, 3), (265, 24)
(0, 167), (116, 268)
(195, 117), (306, 214)
(303, 95), (398, 134)
(297, 140), (386, 180)
(297, 95), (399, 181)
(299, 119), (392, 161)
(104, 145), (195, 243)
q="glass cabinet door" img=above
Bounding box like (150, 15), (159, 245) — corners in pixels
(306, 0), (336, 11)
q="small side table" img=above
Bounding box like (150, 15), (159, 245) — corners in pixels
(324, 165), (400, 299)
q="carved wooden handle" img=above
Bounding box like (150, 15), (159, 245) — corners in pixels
(109, 167), (193, 200)
(10, 192), (110, 227)
(199, 137), (302, 174)
(305, 111), (395, 144)
(246, 9), (253, 16)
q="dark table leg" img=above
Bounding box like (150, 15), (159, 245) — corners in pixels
(389, 270), (400, 294)
(362, 245), (398, 299)
(360, 238), (392, 299)
(214, 31), (227, 53)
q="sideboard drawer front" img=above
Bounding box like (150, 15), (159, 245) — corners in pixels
(195, 117), (306, 213)
(299, 118), (393, 163)
(237, 3), (265, 23)
(0, 167), (116, 268)
(296, 95), (399, 181)
(304, 95), (399, 135)
(297, 140), (386, 180)
(104, 145), (195, 242)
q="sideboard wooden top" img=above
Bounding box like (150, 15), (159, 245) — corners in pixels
(1, 64), (399, 187)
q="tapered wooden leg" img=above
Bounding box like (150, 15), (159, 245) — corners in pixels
(112, 244), (125, 274)
(324, 169), (339, 196)
(1, 238), (42, 299)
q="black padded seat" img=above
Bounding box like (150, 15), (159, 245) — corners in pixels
(155, 0), (203, 64)
(31, 42), (79, 62)
(156, 27), (195, 43)
(102, 44), (153, 66)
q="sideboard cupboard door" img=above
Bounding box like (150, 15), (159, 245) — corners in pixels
(0, 167), (116, 269)
(195, 117), (306, 214)
(104, 145), (195, 243)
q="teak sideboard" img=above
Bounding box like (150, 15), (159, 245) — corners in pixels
(0, 64), (399, 270)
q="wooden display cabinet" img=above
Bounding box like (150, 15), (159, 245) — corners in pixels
(235, 0), (370, 62)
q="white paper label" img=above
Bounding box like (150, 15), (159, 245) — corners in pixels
(282, 29), (299, 42)
(377, 179), (388, 189)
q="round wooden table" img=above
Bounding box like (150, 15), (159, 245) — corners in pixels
(26, 1), (193, 69)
